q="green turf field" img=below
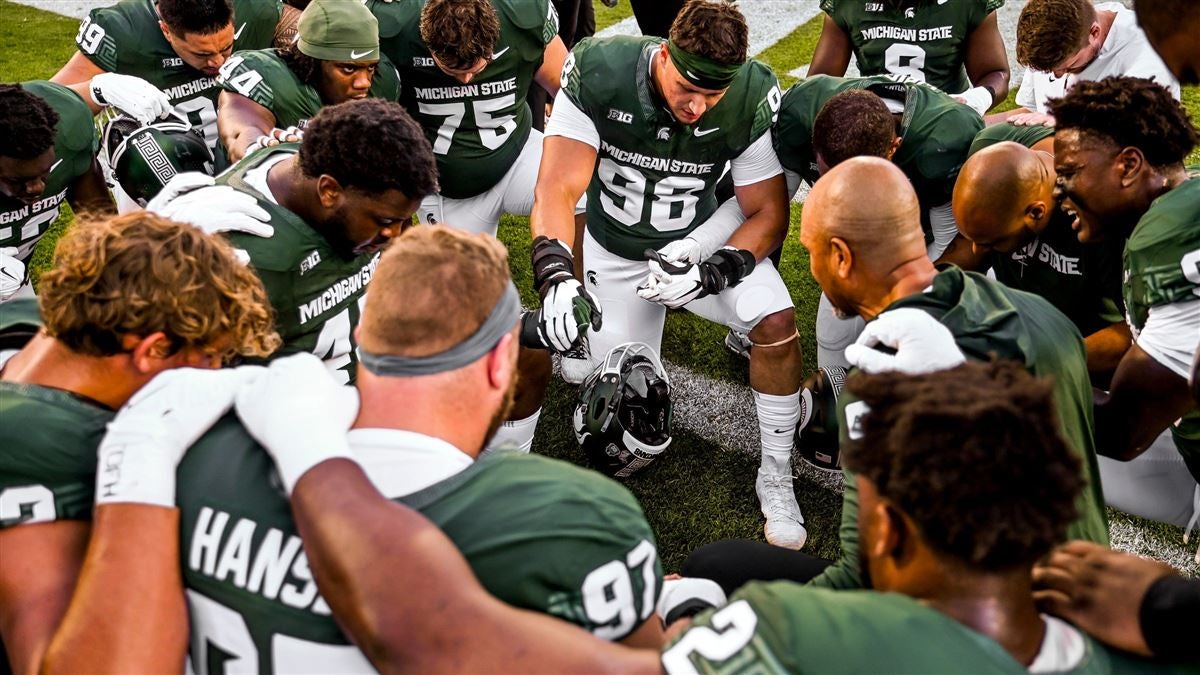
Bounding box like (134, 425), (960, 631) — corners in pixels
(3, 0), (1197, 574)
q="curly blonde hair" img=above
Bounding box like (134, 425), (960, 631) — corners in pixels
(38, 212), (280, 361)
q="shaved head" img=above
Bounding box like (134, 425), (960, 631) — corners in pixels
(803, 156), (924, 264)
(953, 142), (1055, 252)
(801, 157), (930, 319)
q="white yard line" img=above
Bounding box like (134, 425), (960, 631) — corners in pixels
(7, 0), (109, 19)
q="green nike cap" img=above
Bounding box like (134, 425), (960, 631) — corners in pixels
(298, 0), (380, 62)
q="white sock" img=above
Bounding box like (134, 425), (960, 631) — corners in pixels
(754, 389), (801, 472)
(485, 407), (541, 456)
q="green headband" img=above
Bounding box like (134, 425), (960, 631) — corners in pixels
(666, 39), (741, 90)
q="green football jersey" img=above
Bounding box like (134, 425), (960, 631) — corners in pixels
(820, 0), (1004, 95)
(0, 81), (97, 262)
(76, 0), (282, 165)
(990, 213), (1125, 341)
(811, 267), (1108, 590)
(176, 419), (662, 673)
(775, 75), (981, 212)
(216, 48), (401, 131)
(565, 36), (782, 260)
(1122, 176), (1200, 483)
(662, 582), (1183, 674)
(368, 0), (558, 199)
(968, 121), (1055, 156)
(216, 146), (377, 384)
(0, 302), (110, 528)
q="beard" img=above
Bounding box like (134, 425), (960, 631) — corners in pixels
(481, 376), (519, 450)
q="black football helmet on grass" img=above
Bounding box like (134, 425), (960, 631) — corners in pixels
(796, 366), (848, 472)
(573, 342), (673, 478)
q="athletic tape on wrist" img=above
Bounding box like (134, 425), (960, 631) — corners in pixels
(359, 282), (520, 376)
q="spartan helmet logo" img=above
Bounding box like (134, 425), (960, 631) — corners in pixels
(904, 6), (915, 18)
(657, 127), (671, 141)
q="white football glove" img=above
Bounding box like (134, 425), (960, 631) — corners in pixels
(637, 258), (705, 309)
(844, 308), (966, 375)
(530, 237), (601, 353)
(0, 247), (26, 302)
(147, 174), (274, 238)
(235, 353), (358, 494)
(538, 277), (601, 352)
(96, 366), (262, 507)
(655, 237), (707, 266)
(248, 126), (304, 151)
(89, 72), (172, 124)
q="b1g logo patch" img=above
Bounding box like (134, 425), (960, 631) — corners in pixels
(608, 108), (633, 124)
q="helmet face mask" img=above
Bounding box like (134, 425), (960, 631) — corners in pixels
(573, 342), (673, 478)
(103, 112), (215, 207)
(796, 366), (848, 472)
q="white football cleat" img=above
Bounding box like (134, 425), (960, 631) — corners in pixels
(724, 328), (751, 359)
(756, 467), (807, 550)
(558, 335), (594, 384)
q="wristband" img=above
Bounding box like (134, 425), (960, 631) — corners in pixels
(89, 82), (109, 107)
(531, 235), (575, 295)
(95, 421), (178, 507)
(700, 247), (756, 294)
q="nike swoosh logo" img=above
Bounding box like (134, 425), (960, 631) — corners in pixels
(233, 22), (246, 40)
(350, 49), (375, 59)
(491, 46), (510, 60)
(0, 268), (18, 282)
(694, 127), (719, 137)
(48, 159), (64, 174)
(937, 0), (948, 4)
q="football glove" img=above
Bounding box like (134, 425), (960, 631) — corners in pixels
(530, 236), (601, 353)
(96, 366), (262, 507)
(147, 174), (274, 238)
(0, 247), (26, 302)
(844, 308), (966, 375)
(638, 246), (756, 309)
(89, 73), (172, 124)
(655, 237), (707, 266)
(235, 353), (359, 493)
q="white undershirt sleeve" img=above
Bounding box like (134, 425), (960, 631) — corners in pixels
(1136, 299), (1200, 380)
(1015, 69), (1038, 111)
(544, 90), (600, 150)
(730, 130), (784, 187)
